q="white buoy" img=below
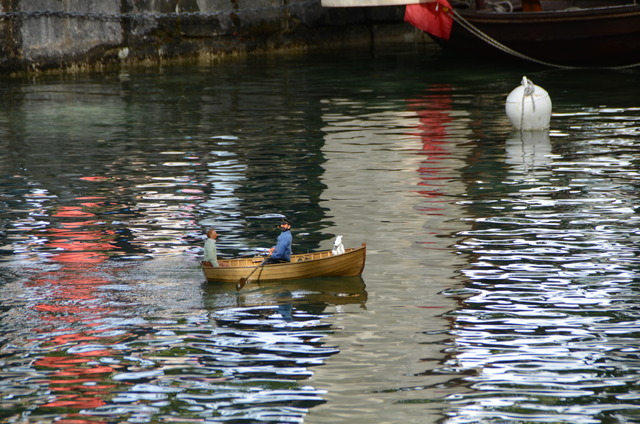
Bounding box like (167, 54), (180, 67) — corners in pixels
(505, 76), (552, 131)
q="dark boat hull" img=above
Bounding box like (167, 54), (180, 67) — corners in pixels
(435, 3), (640, 67)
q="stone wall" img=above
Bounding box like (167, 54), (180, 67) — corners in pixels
(0, 0), (413, 73)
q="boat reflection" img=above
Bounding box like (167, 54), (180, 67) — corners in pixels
(204, 276), (368, 312)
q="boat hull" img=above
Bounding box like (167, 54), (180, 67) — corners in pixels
(436, 4), (640, 67)
(202, 243), (367, 284)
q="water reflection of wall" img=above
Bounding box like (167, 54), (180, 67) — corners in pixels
(0, 67), (338, 422)
(312, 86), (474, 419)
(0, 65), (335, 264)
(319, 103), (425, 251)
(318, 87), (472, 278)
(406, 87), (474, 286)
(0, 64), (396, 423)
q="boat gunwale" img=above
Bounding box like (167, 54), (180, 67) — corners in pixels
(457, 2), (640, 23)
(434, 0), (640, 67)
(211, 244), (366, 271)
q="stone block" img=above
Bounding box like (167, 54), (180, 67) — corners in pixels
(19, 0), (122, 63)
(0, 0), (413, 72)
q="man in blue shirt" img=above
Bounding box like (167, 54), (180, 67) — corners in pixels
(265, 219), (292, 264)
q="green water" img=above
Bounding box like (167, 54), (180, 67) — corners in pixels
(1, 43), (640, 423)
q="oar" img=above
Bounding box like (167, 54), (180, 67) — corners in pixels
(236, 257), (268, 291)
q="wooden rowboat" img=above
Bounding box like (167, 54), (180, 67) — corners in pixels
(201, 243), (366, 284)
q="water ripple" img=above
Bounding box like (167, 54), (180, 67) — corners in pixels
(442, 109), (640, 423)
(0, 304), (339, 423)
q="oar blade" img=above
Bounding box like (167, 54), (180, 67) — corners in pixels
(236, 277), (247, 291)
(236, 256), (267, 291)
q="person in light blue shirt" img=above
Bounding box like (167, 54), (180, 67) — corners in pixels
(203, 228), (219, 266)
(265, 219), (292, 264)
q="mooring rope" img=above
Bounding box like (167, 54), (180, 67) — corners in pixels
(520, 76), (536, 131)
(450, 8), (640, 70)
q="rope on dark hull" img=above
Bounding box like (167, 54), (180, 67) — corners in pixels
(450, 8), (640, 69)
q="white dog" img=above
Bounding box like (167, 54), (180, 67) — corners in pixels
(332, 235), (345, 255)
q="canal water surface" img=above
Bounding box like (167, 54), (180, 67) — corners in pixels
(1, 43), (640, 424)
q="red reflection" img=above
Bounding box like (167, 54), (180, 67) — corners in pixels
(79, 176), (109, 182)
(42, 396), (107, 409)
(53, 206), (96, 218)
(406, 85), (454, 205)
(28, 197), (125, 416)
(55, 418), (108, 424)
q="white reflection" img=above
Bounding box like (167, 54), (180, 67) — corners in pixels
(505, 130), (552, 174)
(312, 92), (473, 422)
(319, 104), (426, 250)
